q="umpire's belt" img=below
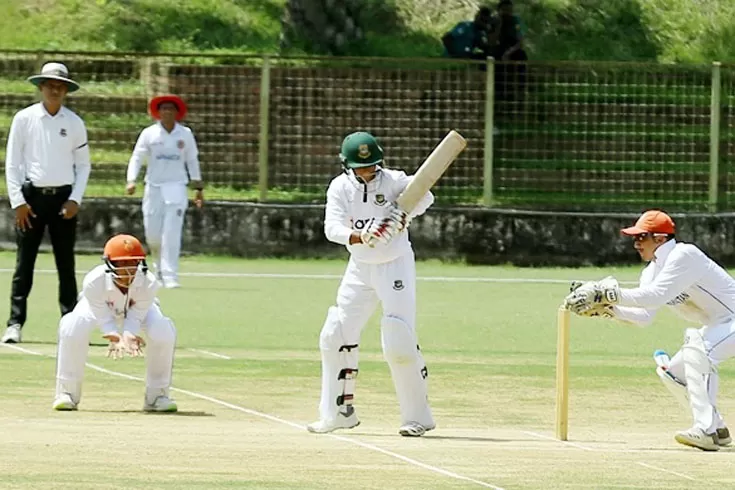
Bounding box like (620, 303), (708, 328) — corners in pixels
(32, 184), (72, 195)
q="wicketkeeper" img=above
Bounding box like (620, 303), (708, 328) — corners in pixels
(564, 210), (734, 451)
(53, 234), (178, 413)
(307, 132), (436, 437)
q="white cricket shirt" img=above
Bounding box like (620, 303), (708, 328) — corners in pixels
(80, 264), (161, 336)
(324, 168), (434, 264)
(614, 239), (735, 326)
(126, 122), (202, 185)
(5, 103), (91, 209)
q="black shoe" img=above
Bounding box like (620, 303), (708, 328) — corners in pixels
(717, 427), (731, 446)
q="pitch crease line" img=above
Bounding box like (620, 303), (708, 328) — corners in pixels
(0, 268), (637, 285)
(522, 431), (698, 481)
(636, 462), (696, 481)
(0, 343), (44, 356)
(1, 344), (505, 490)
(187, 348), (232, 360)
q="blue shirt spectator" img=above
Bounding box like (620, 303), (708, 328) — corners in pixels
(442, 7), (492, 59)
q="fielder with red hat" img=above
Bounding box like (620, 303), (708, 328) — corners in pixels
(564, 209), (735, 451)
(125, 95), (204, 288)
(53, 234), (177, 412)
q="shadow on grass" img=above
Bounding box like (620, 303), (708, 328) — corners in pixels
(82, 409), (214, 417)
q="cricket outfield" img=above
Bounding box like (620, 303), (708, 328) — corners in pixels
(0, 253), (733, 489)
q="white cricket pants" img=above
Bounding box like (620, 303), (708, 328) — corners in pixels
(142, 183), (188, 282)
(55, 299), (176, 405)
(318, 251), (434, 427)
(667, 319), (735, 432)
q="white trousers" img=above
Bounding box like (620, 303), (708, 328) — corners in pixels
(142, 183), (188, 282)
(317, 251), (434, 427)
(667, 320), (735, 432)
(55, 299), (177, 405)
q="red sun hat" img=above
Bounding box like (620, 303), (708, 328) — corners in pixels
(149, 94), (187, 121)
(621, 210), (676, 236)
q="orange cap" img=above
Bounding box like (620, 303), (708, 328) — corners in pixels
(103, 234), (146, 261)
(621, 210), (675, 236)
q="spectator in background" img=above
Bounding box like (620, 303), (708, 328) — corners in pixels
(441, 7), (493, 61)
(488, 0), (528, 100)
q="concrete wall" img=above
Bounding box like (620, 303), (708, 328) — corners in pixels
(2, 198), (734, 266)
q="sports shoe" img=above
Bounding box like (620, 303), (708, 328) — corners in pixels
(163, 279), (181, 289)
(674, 427), (720, 451)
(307, 406), (360, 433)
(53, 393), (78, 411)
(1, 324), (21, 344)
(398, 421), (435, 437)
(143, 396), (178, 412)
(717, 427), (731, 446)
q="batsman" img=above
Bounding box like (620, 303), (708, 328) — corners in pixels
(307, 132), (436, 437)
(564, 210), (735, 451)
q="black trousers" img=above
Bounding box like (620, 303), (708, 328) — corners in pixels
(8, 183), (78, 328)
(491, 46), (529, 100)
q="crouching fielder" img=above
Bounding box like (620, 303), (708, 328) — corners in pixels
(53, 234), (177, 413)
(564, 210), (734, 451)
(307, 132), (435, 437)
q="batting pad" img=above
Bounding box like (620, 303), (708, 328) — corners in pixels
(381, 315), (434, 427)
(683, 328), (716, 432)
(318, 306), (360, 420)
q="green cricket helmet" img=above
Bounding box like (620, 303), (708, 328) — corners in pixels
(339, 132), (384, 169)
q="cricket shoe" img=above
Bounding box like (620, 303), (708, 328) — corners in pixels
(163, 279), (181, 289)
(674, 427), (720, 451)
(144, 396), (178, 413)
(1, 324), (21, 344)
(52, 393), (78, 411)
(398, 421), (435, 437)
(717, 427), (732, 446)
(307, 406), (360, 433)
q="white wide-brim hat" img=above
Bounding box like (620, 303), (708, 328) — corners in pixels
(27, 62), (80, 93)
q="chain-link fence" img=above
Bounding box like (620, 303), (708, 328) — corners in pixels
(0, 50), (733, 211)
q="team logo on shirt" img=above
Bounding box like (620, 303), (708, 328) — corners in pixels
(351, 218), (375, 230)
(393, 280), (404, 291)
(374, 194), (387, 206)
(59, 128), (67, 137)
(177, 140), (185, 149)
(358, 144), (371, 159)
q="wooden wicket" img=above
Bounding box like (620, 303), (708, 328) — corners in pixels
(555, 305), (571, 441)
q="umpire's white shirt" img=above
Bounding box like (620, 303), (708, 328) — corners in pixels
(5, 103), (91, 209)
(79, 264), (160, 337)
(126, 122), (201, 185)
(324, 168), (434, 264)
(614, 239), (735, 326)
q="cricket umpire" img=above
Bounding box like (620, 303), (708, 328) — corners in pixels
(2, 62), (91, 343)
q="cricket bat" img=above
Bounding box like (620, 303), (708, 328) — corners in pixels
(396, 130), (467, 213)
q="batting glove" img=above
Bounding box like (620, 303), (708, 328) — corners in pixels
(361, 217), (399, 247)
(387, 203), (411, 232)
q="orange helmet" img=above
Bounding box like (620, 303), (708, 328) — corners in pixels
(103, 234), (147, 287)
(103, 234), (146, 261)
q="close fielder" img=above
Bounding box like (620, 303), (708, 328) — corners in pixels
(307, 131), (436, 437)
(53, 234), (178, 413)
(564, 210), (734, 451)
